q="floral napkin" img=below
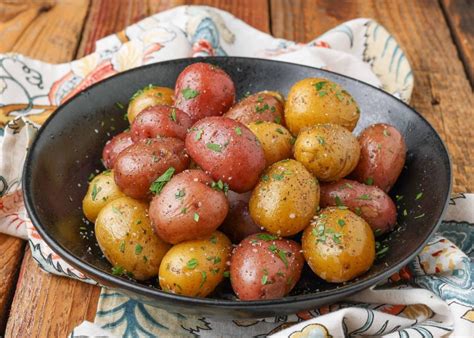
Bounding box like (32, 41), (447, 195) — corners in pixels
(0, 6), (472, 337)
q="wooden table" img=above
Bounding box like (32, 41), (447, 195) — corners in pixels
(0, 0), (472, 336)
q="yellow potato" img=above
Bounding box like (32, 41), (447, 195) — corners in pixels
(248, 122), (294, 166)
(127, 85), (174, 123)
(285, 78), (360, 134)
(159, 231), (232, 297)
(302, 207), (375, 282)
(249, 159), (320, 236)
(82, 170), (125, 222)
(95, 197), (171, 280)
(294, 123), (360, 182)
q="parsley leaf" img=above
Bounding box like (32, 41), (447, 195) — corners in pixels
(206, 143), (222, 152)
(182, 87), (199, 100)
(150, 167), (175, 194)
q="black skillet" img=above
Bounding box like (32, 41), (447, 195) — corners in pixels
(22, 57), (451, 319)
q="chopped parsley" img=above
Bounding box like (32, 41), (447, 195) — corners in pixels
(210, 235), (217, 244)
(415, 192), (423, 200)
(193, 212), (200, 222)
(269, 245), (289, 267)
(335, 196), (344, 207)
(396, 195), (404, 201)
(186, 258), (198, 269)
(223, 271), (230, 278)
(119, 241), (125, 253)
(170, 108), (177, 122)
(235, 127), (242, 135)
(314, 81), (327, 91)
(414, 213), (425, 219)
(272, 173), (284, 181)
(150, 167), (175, 194)
(276, 128), (284, 134)
(274, 116), (281, 124)
(130, 84), (156, 101)
(115, 102), (125, 109)
(261, 175), (269, 182)
(365, 177), (374, 186)
(135, 244), (143, 255)
(181, 207), (188, 214)
(91, 184), (101, 201)
(199, 271), (207, 288)
(182, 87), (199, 100)
(357, 194), (372, 200)
(317, 136), (325, 145)
(257, 233), (278, 241)
(383, 129), (391, 137)
(111, 265), (124, 276)
(175, 189), (186, 199)
(338, 219), (345, 227)
(403, 209), (408, 216)
(354, 207), (362, 216)
(194, 129), (203, 141)
(206, 143), (222, 152)
(261, 269), (269, 285)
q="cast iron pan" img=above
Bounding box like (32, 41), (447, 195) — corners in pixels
(23, 57), (451, 319)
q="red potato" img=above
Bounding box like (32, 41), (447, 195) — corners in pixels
(102, 131), (134, 169)
(219, 200), (261, 244)
(130, 105), (193, 141)
(149, 170), (229, 244)
(174, 63), (235, 122)
(185, 117), (266, 193)
(351, 123), (406, 192)
(114, 137), (189, 199)
(320, 179), (397, 234)
(224, 92), (284, 125)
(230, 233), (304, 300)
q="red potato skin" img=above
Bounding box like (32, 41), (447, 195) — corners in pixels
(102, 131), (134, 169)
(174, 63), (235, 122)
(185, 117), (266, 193)
(130, 105), (193, 141)
(224, 93), (284, 125)
(114, 137), (189, 199)
(351, 123), (406, 192)
(230, 233), (304, 300)
(219, 200), (261, 244)
(320, 179), (397, 234)
(149, 170), (229, 244)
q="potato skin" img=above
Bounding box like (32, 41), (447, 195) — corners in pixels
(175, 63), (235, 122)
(130, 105), (193, 141)
(294, 124), (360, 182)
(249, 159), (320, 236)
(159, 231), (232, 297)
(302, 207), (375, 283)
(149, 170), (229, 244)
(247, 122), (294, 166)
(351, 123), (406, 192)
(219, 200), (261, 244)
(320, 179), (397, 234)
(185, 117), (265, 193)
(102, 131), (134, 169)
(230, 233), (304, 300)
(82, 170), (126, 222)
(114, 137), (189, 199)
(95, 197), (171, 280)
(127, 86), (174, 123)
(224, 92), (284, 125)
(285, 78), (360, 134)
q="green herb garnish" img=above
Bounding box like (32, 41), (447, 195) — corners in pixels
(150, 167), (175, 194)
(182, 87), (199, 100)
(186, 258), (198, 269)
(206, 143), (222, 152)
(135, 244), (143, 255)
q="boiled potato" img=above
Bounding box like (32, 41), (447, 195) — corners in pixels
(302, 207), (375, 283)
(249, 159), (320, 236)
(224, 91), (284, 125)
(159, 231), (232, 297)
(185, 117), (265, 193)
(82, 170), (125, 222)
(127, 85), (174, 123)
(294, 124), (360, 182)
(95, 197), (171, 280)
(230, 233), (304, 300)
(248, 122), (294, 166)
(285, 78), (360, 134)
(351, 123), (407, 192)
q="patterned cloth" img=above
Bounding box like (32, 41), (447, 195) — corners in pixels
(0, 6), (472, 337)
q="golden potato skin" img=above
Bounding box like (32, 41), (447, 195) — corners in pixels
(82, 170), (125, 222)
(249, 160), (320, 236)
(159, 231), (232, 297)
(294, 124), (360, 182)
(248, 122), (294, 166)
(285, 78), (360, 134)
(127, 86), (174, 123)
(95, 197), (171, 280)
(302, 207), (375, 283)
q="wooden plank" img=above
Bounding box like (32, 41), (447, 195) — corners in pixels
(440, 0), (474, 85)
(270, 0), (474, 193)
(76, 0), (151, 57)
(5, 249), (100, 338)
(0, 234), (25, 334)
(1, 1), (100, 337)
(149, 0), (270, 33)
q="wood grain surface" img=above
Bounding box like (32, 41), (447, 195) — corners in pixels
(440, 0), (474, 85)
(0, 0), (472, 336)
